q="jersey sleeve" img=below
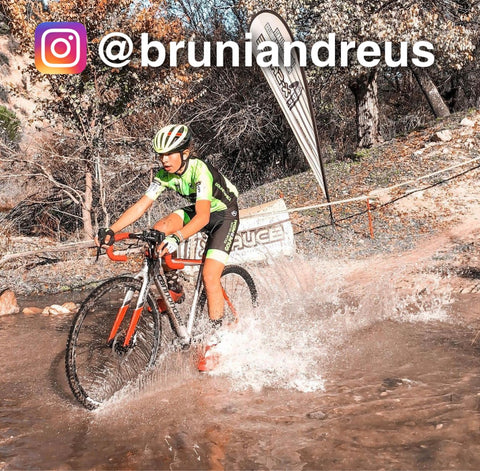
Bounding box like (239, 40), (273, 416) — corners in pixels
(195, 163), (214, 202)
(145, 177), (166, 201)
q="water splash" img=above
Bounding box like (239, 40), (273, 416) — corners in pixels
(96, 254), (455, 403)
(206, 255), (347, 392)
(394, 278), (453, 324)
(210, 314), (327, 393)
(206, 255), (454, 392)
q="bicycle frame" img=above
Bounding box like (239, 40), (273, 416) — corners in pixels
(104, 232), (220, 350)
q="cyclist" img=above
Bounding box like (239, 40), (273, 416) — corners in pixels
(96, 124), (239, 370)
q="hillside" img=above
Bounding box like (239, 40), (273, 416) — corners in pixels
(1, 109), (479, 297)
(0, 32), (50, 210)
(0, 27), (479, 296)
(241, 110), (480, 260)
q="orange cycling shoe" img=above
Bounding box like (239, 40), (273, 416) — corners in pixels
(197, 318), (224, 372)
(197, 344), (220, 372)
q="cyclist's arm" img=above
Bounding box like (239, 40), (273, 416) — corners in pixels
(110, 195), (154, 233)
(178, 199), (211, 239)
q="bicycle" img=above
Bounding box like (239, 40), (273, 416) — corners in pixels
(65, 229), (258, 410)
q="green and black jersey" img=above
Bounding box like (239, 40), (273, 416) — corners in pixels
(145, 158), (238, 211)
(145, 157), (239, 262)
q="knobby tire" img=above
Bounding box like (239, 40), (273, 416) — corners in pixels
(65, 276), (160, 410)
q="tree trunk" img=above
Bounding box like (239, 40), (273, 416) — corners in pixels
(409, 65), (450, 118)
(349, 70), (382, 149)
(82, 168), (94, 240)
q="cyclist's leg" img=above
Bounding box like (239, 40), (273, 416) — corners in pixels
(203, 257), (227, 321)
(202, 207), (239, 321)
(197, 205), (238, 372)
(152, 212), (184, 235)
(153, 208), (193, 297)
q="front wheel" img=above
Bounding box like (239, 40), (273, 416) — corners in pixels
(195, 265), (258, 338)
(65, 276), (160, 410)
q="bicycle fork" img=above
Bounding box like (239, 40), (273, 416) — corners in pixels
(107, 264), (151, 349)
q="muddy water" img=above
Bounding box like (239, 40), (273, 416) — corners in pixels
(1, 259), (480, 470)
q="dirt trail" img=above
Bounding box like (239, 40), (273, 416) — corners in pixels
(348, 210), (479, 280)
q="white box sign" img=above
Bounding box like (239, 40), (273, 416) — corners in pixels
(177, 199), (296, 263)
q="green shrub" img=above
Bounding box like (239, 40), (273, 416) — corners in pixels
(0, 105), (21, 142)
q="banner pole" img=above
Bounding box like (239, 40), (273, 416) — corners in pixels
(301, 63), (335, 227)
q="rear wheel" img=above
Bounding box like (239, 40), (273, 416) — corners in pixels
(65, 276), (160, 410)
(194, 265), (258, 339)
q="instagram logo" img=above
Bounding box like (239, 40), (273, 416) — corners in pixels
(35, 22), (87, 74)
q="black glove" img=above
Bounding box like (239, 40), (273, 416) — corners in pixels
(97, 228), (115, 246)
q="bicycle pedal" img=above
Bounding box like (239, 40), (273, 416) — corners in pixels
(147, 305), (168, 315)
(170, 290), (185, 304)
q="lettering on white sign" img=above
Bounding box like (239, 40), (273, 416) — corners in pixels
(177, 199), (295, 264)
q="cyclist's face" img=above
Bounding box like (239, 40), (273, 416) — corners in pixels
(159, 149), (189, 173)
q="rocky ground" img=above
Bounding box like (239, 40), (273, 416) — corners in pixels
(1, 110), (480, 314)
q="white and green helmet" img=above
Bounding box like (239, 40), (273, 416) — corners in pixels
(152, 124), (192, 154)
